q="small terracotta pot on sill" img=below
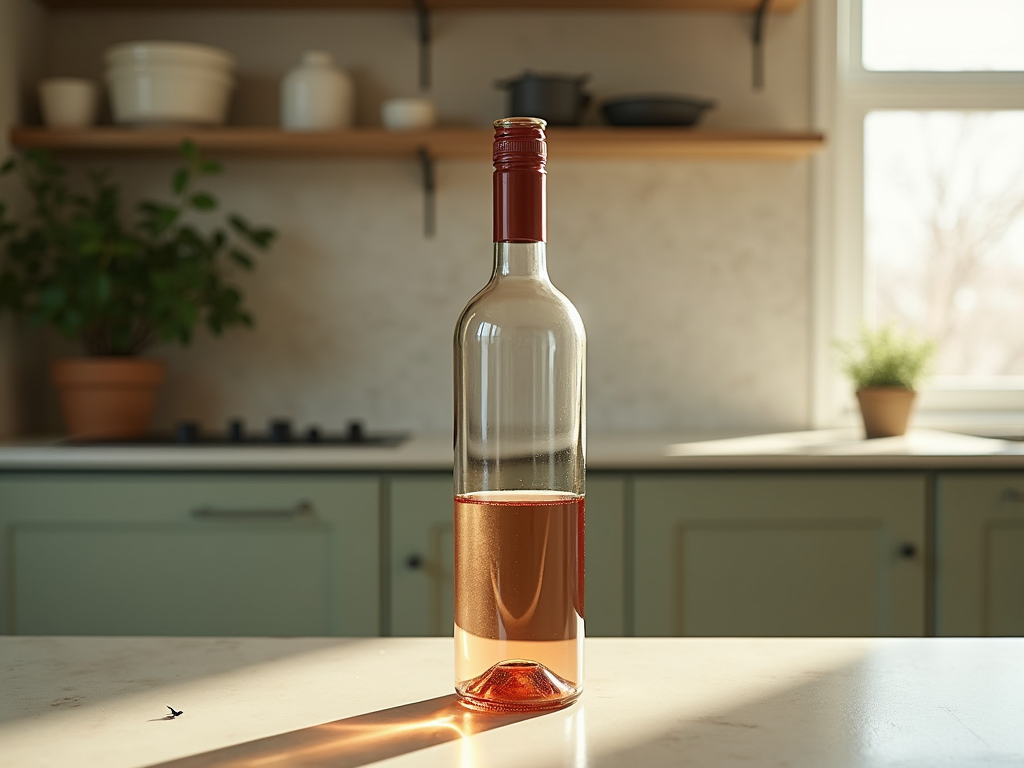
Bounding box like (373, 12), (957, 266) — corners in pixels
(856, 387), (916, 439)
(51, 357), (165, 440)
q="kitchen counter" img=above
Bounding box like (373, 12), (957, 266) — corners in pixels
(1, 635), (1022, 768)
(1, 428), (1023, 471)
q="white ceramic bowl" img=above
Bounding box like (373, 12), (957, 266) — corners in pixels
(104, 41), (235, 73)
(381, 97), (437, 131)
(106, 64), (234, 125)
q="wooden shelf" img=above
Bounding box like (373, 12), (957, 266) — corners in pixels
(38, 0), (805, 13)
(8, 127), (825, 161)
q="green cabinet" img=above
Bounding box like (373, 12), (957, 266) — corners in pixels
(11, 465), (1017, 640)
(633, 473), (927, 637)
(0, 473), (380, 636)
(936, 472), (1024, 636)
(386, 473), (627, 638)
(582, 475), (628, 637)
(387, 475), (454, 637)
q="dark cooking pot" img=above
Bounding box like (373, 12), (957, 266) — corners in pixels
(495, 71), (590, 126)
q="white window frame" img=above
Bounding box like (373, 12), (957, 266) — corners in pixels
(812, 0), (1024, 434)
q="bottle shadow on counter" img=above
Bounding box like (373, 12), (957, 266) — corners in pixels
(145, 693), (550, 768)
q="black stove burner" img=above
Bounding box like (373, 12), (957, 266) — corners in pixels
(68, 419), (409, 447)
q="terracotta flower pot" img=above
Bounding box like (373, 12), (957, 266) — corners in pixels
(856, 387), (916, 439)
(51, 357), (165, 440)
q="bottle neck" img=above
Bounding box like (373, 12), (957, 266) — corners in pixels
(493, 166), (546, 243)
(492, 241), (549, 280)
(490, 117), (548, 276)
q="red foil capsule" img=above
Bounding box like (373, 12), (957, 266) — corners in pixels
(492, 117), (547, 244)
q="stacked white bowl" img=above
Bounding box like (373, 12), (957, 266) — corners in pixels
(105, 41), (235, 126)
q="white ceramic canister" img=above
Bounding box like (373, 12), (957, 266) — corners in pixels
(39, 78), (99, 128)
(281, 51), (354, 131)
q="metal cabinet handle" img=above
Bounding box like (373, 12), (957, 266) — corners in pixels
(1001, 489), (1024, 503)
(192, 500), (314, 519)
(899, 543), (917, 559)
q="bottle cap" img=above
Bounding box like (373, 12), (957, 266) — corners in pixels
(493, 116), (547, 171)
(492, 117), (546, 243)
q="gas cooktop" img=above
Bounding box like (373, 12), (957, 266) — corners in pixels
(66, 419), (409, 447)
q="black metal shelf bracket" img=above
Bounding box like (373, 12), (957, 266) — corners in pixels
(417, 146), (436, 237)
(751, 0), (771, 90)
(415, 0), (431, 91)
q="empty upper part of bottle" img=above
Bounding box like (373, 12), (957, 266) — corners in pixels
(453, 116), (585, 497)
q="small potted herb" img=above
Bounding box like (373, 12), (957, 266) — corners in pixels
(835, 323), (938, 438)
(0, 141), (276, 439)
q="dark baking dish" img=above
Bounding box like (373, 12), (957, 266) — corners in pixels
(600, 95), (716, 127)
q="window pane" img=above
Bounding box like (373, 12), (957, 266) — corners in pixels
(864, 111), (1024, 378)
(863, 0), (1024, 71)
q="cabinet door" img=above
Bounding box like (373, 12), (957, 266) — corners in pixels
(583, 475), (627, 637)
(936, 473), (1024, 636)
(633, 473), (926, 637)
(388, 475), (454, 637)
(387, 473), (627, 637)
(0, 474), (380, 636)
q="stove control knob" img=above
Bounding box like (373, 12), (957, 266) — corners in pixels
(269, 419), (292, 443)
(227, 419), (245, 443)
(346, 420), (365, 443)
(176, 421), (200, 444)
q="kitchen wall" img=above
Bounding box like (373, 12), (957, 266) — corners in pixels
(23, 5), (812, 436)
(0, 0), (46, 440)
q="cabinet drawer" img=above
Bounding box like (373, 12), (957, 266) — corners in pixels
(0, 473), (381, 636)
(15, 521), (332, 636)
(1, 474), (358, 521)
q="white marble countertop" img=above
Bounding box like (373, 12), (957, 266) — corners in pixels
(1, 635), (1022, 768)
(1, 428), (1023, 471)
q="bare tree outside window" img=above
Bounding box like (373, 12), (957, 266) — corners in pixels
(864, 111), (1024, 378)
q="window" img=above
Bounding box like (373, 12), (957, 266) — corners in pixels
(862, 0), (1024, 72)
(818, 0), (1024, 428)
(865, 110), (1024, 379)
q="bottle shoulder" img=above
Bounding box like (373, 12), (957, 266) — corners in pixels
(455, 278), (585, 340)
(457, 278), (583, 319)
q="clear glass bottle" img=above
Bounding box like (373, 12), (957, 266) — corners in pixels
(453, 117), (586, 712)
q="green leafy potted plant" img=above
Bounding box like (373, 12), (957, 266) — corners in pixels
(835, 323), (938, 438)
(0, 142), (276, 439)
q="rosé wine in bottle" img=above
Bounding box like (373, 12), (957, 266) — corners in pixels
(453, 117), (586, 712)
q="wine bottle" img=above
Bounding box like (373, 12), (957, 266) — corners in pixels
(453, 116), (586, 712)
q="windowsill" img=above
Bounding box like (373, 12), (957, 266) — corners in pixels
(875, 409), (1024, 440)
(913, 413), (1024, 440)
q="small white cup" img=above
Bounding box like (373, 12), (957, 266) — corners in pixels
(39, 78), (99, 128)
(381, 97), (437, 131)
